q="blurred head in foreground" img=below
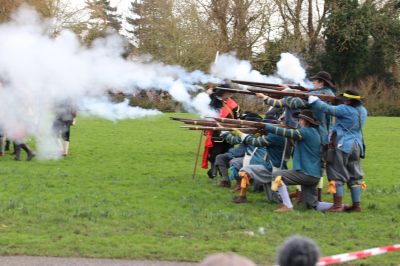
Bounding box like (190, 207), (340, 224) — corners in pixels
(277, 235), (320, 266)
(199, 252), (256, 266)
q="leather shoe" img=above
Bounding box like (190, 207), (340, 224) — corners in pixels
(274, 205), (293, 213)
(233, 196), (247, 204)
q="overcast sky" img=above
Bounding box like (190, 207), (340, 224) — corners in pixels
(67, 0), (132, 14)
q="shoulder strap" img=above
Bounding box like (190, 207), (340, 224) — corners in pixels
(356, 108), (366, 147)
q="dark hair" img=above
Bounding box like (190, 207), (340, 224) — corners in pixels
(277, 235), (320, 266)
(347, 98), (362, 107)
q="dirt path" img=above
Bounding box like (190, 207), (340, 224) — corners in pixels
(0, 256), (199, 266)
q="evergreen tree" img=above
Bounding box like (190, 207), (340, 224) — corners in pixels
(84, 0), (122, 43)
(322, 0), (371, 83)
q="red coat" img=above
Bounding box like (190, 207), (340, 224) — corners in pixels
(201, 98), (238, 169)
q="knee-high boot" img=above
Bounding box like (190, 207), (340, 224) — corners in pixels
(14, 144), (22, 161)
(328, 181), (344, 212)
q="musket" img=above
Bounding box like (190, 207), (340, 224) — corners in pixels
(181, 120), (253, 128)
(170, 117), (252, 128)
(231, 80), (311, 92)
(180, 126), (259, 133)
(210, 117), (287, 129)
(211, 117), (264, 128)
(246, 87), (337, 104)
(214, 86), (337, 104)
(214, 87), (255, 95)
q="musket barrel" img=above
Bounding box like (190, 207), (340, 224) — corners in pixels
(231, 79), (311, 92)
(246, 88), (337, 103)
(180, 126), (258, 132)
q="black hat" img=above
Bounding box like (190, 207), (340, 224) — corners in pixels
(310, 71), (335, 88)
(213, 83), (231, 97)
(241, 111), (262, 121)
(336, 89), (363, 102)
(294, 109), (320, 126)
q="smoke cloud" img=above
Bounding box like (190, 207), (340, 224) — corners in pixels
(0, 6), (310, 159)
(0, 6), (218, 158)
(211, 52), (311, 86)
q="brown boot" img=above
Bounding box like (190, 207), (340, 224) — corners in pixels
(344, 202), (361, 212)
(318, 188), (322, 202)
(218, 180), (231, 188)
(233, 186), (248, 203)
(233, 195), (247, 203)
(328, 196), (344, 212)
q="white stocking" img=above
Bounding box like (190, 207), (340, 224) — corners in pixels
(277, 183), (293, 208)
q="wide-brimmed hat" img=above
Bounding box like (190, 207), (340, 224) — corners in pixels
(213, 83), (231, 97)
(294, 109), (320, 126)
(241, 111), (262, 121)
(310, 71), (335, 88)
(336, 89), (363, 102)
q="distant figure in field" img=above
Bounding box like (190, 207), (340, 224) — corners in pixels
(10, 127), (35, 161)
(277, 235), (320, 266)
(199, 252), (256, 266)
(53, 101), (77, 156)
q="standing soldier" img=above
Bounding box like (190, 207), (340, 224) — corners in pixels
(11, 126), (35, 161)
(53, 101), (77, 156)
(202, 84), (240, 179)
(308, 90), (367, 212)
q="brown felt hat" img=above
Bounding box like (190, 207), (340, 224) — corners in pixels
(310, 71), (335, 89)
(295, 109), (320, 126)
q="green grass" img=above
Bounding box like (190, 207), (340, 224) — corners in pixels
(0, 114), (399, 265)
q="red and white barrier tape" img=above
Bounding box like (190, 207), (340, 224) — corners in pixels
(317, 244), (400, 265)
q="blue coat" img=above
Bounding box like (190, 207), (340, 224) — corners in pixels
(310, 99), (367, 154)
(263, 97), (299, 128)
(263, 125), (322, 178)
(284, 86), (335, 144)
(221, 133), (247, 158)
(243, 133), (287, 170)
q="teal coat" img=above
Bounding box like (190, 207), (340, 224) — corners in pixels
(263, 125), (322, 178)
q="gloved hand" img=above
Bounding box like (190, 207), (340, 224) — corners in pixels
(231, 129), (243, 137)
(308, 95), (319, 104)
(232, 129), (249, 141)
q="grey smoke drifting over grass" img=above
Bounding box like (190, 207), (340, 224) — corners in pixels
(211, 52), (311, 87)
(79, 97), (162, 121)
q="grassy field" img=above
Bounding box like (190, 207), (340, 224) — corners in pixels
(0, 114), (399, 265)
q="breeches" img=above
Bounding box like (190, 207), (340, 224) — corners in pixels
(273, 169), (320, 209)
(326, 142), (364, 183)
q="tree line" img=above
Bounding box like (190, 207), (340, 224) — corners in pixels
(1, 0), (400, 115)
